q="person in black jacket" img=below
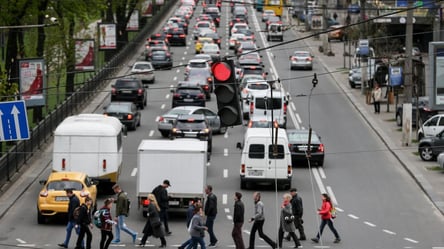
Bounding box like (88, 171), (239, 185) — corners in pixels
(140, 194), (167, 247)
(286, 188), (306, 241)
(232, 192), (245, 249)
(58, 189), (82, 248)
(152, 180), (171, 235)
(75, 197), (93, 249)
(204, 185), (218, 247)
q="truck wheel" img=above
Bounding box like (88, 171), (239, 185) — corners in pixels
(240, 180), (246, 189)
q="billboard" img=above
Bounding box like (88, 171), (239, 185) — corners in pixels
(19, 58), (46, 107)
(126, 10), (140, 31)
(429, 42), (444, 110)
(75, 39), (95, 71)
(98, 23), (117, 50)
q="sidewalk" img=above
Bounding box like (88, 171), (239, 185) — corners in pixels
(291, 25), (444, 214)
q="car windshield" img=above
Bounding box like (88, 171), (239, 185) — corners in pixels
(189, 62), (207, 68)
(134, 63), (152, 70)
(106, 104), (131, 113)
(176, 120), (206, 129)
(47, 180), (83, 191)
(177, 88), (202, 95)
(115, 80), (139, 88)
(288, 132), (321, 143)
(256, 97), (282, 109)
(294, 52), (310, 57)
(168, 109), (192, 115)
(248, 83), (269, 90)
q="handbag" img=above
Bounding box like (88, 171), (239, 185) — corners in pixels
(284, 214), (295, 224)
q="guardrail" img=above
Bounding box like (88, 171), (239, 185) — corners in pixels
(0, 0), (178, 190)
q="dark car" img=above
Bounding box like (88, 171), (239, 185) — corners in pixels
(287, 129), (325, 166)
(111, 78), (147, 109)
(147, 50), (173, 69)
(395, 96), (438, 127)
(171, 85), (206, 107)
(184, 68), (213, 99)
(166, 28), (187, 46)
(170, 114), (213, 153)
(418, 130), (444, 161)
(348, 3), (360, 13)
(103, 102), (141, 130)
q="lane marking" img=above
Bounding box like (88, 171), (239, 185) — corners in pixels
(318, 167), (326, 179)
(165, 94), (170, 99)
(173, 76), (177, 81)
(176, 69), (180, 73)
(290, 102), (296, 112)
(311, 168), (326, 194)
(224, 148), (228, 156)
(348, 214), (359, 219)
(404, 238), (418, 244)
(326, 186), (337, 206)
(383, 229), (396, 235)
(131, 168), (137, 177)
(16, 239), (26, 244)
(296, 113), (302, 124)
(160, 104), (166, 109)
(227, 215), (233, 220)
(222, 194), (228, 205)
(364, 221), (376, 227)
(149, 130), (154, 137)
(155, 116), (160, 122)
(224, 169), (228, 178)
(225, 208), (230, 213)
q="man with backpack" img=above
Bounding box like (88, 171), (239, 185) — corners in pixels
(75, 197), (93, 249)
(111, 184), (137, 244)
(58, 189), (83, 248)
(152, 180), (171, 235)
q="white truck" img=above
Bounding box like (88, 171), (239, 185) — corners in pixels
(137, 139), (207, 217)
(52, 114), (125, 192)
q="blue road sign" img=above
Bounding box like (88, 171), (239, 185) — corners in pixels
(0, 100), (30, 141)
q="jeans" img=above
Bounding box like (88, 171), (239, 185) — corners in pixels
(190, 236), (206, 249)
(316, 219), (340, 240)
(248, 220), (276, 249)
(63, 220), (82, 247)
(232, 222), (245, 249)
(115, 215), (136, 241)
(159, 209), (170, 233)
(180, 238), (192, 249)
(100, 230), (113, 249)
(205, 215), (217, 244)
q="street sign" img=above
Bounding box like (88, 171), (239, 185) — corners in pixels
(0, 100), (30, 141)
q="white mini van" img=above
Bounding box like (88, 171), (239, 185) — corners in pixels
(249, 90), (288, 128)
(237, 128), (292, 190)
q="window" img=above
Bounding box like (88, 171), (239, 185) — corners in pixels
(256, 97), (282, 109)
(269, 0), (280, 5)
(249, 144), (265, 159)
(269, 144), (285, 159)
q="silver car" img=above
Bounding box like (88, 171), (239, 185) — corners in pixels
(157, 106), (226, 137)
(289, 51), (313, 70)
(130, 61), (155, 84)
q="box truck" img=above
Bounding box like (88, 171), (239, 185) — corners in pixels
(137, 139), (207, 217)
(52, 114), (124, 192)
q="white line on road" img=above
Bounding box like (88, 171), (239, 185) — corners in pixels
(165, 94), (170, 99)
(318, 167), (326, 179)
(383, 229), (396, 235)
(311, 168), (326, 194)
(224, 131), (229, 138)
(184, 51), (187, 55)
(16, 239), (26, 244)
(160, 104), (165, 110)
(290, 102), (296, 112)
(326, 186), (337, 206)
(224, 148), (228, 156)
(149, 130), (154, 137)
(364, 221), (376, 227)
(131, 168), (137, 177)
(225, 208), (230, 213)
(173, 76), (177, 81)
(348, 214), (359, 219)
(404, 238), (418, 243)
(176, 69), (180, 73)
(222, 194), (227, 205)
(17, 245), (36, 247)
(296, 113), (302, 124)
(224, 169), (228, 178)
(227, 215), (233, 220)
(335, 207), (343, 212)
(155, 116), (160, 122)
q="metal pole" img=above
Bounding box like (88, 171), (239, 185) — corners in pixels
(404, 0), (413, 104)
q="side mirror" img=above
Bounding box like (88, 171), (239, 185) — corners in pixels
(39, 180), (47, 185)
(236, 142), (242, 149)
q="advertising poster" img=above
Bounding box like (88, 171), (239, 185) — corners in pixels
(75, 39), (95, 71)
(98, 23), (117, 50)
(126, 10), (140, 31)
(156, 0), (164, 5)
(435, 48), (444, 104)
(142, 0), (153, 17)
(19, 59), (46, 107)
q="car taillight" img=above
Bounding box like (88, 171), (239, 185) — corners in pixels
(40, 191), (48, 197)
(203, 85), (209, 90)
(423, 107), (431, 111)
(138, 89), (143, 95)
(62, 158), (66, 170)
(318, 144), (324, 152)
(127, 114), (133, 120)
(307, 57), (312, 61)
(80, 191), (90, 197)
(111, 88), (116, 94)
(173, 93), (181, 98)
(198, 93), (205, 99)
(142, 199), (150, 206)
(180, 34), (186, 38)
(291, 57), (297, 61)
(229, 22), (233, 26)
(250, 102), (254, 114)
(284, 103), (287, 115)
(217, 39), (221, 44)
(287, 165), (292, 175)
(166, 34), (172, 38)
(158, 117), (164, 122)
(241, 164), (245, 174)
(102, 159), (107, 170)
(207, 77), (212, 82)
(216, 18), (220, 22)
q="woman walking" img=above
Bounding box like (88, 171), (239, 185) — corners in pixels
(139, 194), (167, 247)
(278, 193), (301, 248)
(100, 198), (116, 249)
(189, 205), (208, 249)
(311, 193), (341, 244)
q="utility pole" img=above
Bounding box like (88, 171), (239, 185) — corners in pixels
(404, 0), (413, 104)
(305, 0), (309, 31)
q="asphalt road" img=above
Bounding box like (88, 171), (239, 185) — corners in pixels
(0, 2), (443, 249)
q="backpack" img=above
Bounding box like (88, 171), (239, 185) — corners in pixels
(73, 206), (81, 221)
(330, 204), (337, 219)
(93, 209), (105, 228)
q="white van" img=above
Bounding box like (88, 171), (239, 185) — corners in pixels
(52, 114), (124, 191)
(248, 90), (288, 128)
(237, 128), (292, 190)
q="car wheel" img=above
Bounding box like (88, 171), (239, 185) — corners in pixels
(317, 158), (324, 167)
(219, 126), (227, 134)
(417, 132), (424, 141)
(37, 210), (45, 224)
(419, 145), (435, 161)
(131, 122), (137, 131)
(396, 114), (402, 126)
(240, 180), (246, 189)
(160, 131), (169, 138)
(349, 80), (356, 89)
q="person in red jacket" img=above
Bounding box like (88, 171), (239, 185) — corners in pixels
(311, 193), (341, 244)
(100, 198), (116, 249)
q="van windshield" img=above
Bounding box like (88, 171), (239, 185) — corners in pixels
(256, 97), (282, 109)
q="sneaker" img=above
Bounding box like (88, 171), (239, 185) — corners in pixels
(166, 231), (172, 236)
(334, 238), (341, 243)
(133, 233), (138, 244)
(111, 239), (121, 244)
(285, 236), (291, 241)
(208, 241), (218, 247)
(58, 244), (67, 248)
(299, 236), (306, 241)
(311, 238), (319, 243)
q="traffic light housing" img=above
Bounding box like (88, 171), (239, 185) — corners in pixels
(211, 60), (242, 126)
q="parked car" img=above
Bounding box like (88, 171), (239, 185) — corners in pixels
(37, 172), (97, 224)
(103, 102), (141, 130)
(289, 51), (313, 70)
(417, 114), (444, 140)
(287, 129), (325, 166)
(262, 9), (275, 22)
(130, 61), (155, 84)
(418, 130), (444, 161)
(111, 78), (147, 109)
(395, 96), (438, 127)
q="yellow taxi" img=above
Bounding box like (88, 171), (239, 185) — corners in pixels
(37, 171), (97, 224)
(195, 37), (214, 54)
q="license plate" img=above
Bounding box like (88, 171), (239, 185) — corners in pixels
(298, 145), (308, 151)
(169, 200), (179, 206)
(184, 99), (193, 102)
(248, 170), (263, 176)
(55, 196), (69, 201)
(122, 90), (132, 94)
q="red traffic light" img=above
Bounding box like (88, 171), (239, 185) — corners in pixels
(212, 62), (232, 82)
